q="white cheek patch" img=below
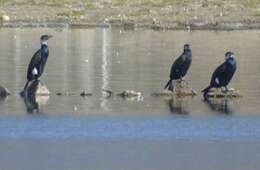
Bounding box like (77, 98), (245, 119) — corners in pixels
(215, 77), (220, 85)
(32, 68), (38, 75)
(40, 40), (47, 45)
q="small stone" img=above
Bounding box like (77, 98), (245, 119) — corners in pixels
(206, 88), (242, 98)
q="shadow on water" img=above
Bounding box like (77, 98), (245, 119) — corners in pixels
(23, 80), (49, 114)
(203, 97), (234, 115)
(166, 97), (190, 115)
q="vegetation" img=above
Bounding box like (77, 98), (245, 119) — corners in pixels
(0, 0), (260, 29)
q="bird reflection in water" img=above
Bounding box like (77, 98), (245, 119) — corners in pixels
(167, 97), (190, 115)
(23, 80), (49, 114)
(203, 96), (234, 114)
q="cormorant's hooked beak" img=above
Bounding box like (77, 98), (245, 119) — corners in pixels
(225, 52), (234, 60)
(229, 53), (235, 59)
(46, 35), (53, 40)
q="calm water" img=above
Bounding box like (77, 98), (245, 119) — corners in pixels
(1, 28), (260, 170)
(0, 28), (260, 116)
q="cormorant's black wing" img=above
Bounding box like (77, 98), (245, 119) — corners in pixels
(27, 49), (41, 81)
(182, 55), (192, 76)
(170, 53), (185, 79)
(210, 62), (226, 86)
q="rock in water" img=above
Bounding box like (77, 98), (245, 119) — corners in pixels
(152, 80), (196, 98)
(205, 88), (241, 98)
(35, 82), (50, 96)
(0, 85), (10, 98)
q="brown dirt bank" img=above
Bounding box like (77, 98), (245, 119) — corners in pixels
(1, 0), (260, 30)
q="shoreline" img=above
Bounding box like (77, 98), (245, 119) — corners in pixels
(1, 0), (260, 31)
(1, 21), (260, 30)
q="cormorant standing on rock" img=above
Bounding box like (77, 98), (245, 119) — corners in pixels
(164, 44), (192, 91)
(21, 35), (52, 95)
(202, 52), (236, 96)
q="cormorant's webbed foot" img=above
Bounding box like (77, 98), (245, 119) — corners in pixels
(223, 86), (229, 93)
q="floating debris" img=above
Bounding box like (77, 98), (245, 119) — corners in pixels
(117, 90), (142, 98)
(56, 91), (92, 97)
(56, 92), (75, 96)
(205, 88), (242, 98)
(80, 91), (92, 97)
(152, 80), (196, 98)
(74, 105), (78, 111)
(102, 89), (143, 101)
(117, 90), (143, 102)
(0, 85), (10, 98)
(102, 89), (113, 98)
(56, 92), (63, 96)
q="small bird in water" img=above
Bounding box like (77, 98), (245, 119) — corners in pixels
(202, 52), (237, 96)
(164, 44), (192, 91)
(21, 35), (52, 95)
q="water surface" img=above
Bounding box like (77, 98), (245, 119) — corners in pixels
(1, 28), (260, 170)
(0, 28), (260, 116)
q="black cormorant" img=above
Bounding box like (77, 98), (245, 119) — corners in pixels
(22, 35), (52, 93)
(202, 52), (236, 95)
(164, 44), (192, 91)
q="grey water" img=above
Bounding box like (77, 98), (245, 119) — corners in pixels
(1, 28), (260, 170)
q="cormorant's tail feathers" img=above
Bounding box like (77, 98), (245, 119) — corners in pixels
(202, 86), (211, 93)
(164, 79), (172, 90)
(20, 81), (29, 97)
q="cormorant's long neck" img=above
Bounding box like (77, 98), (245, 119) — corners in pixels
(184, 49), (192, 58)
(40, 44), (49, 57)
(41, 44), (48, 49)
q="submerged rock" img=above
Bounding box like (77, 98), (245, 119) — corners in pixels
(0, 85), (10, 98)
